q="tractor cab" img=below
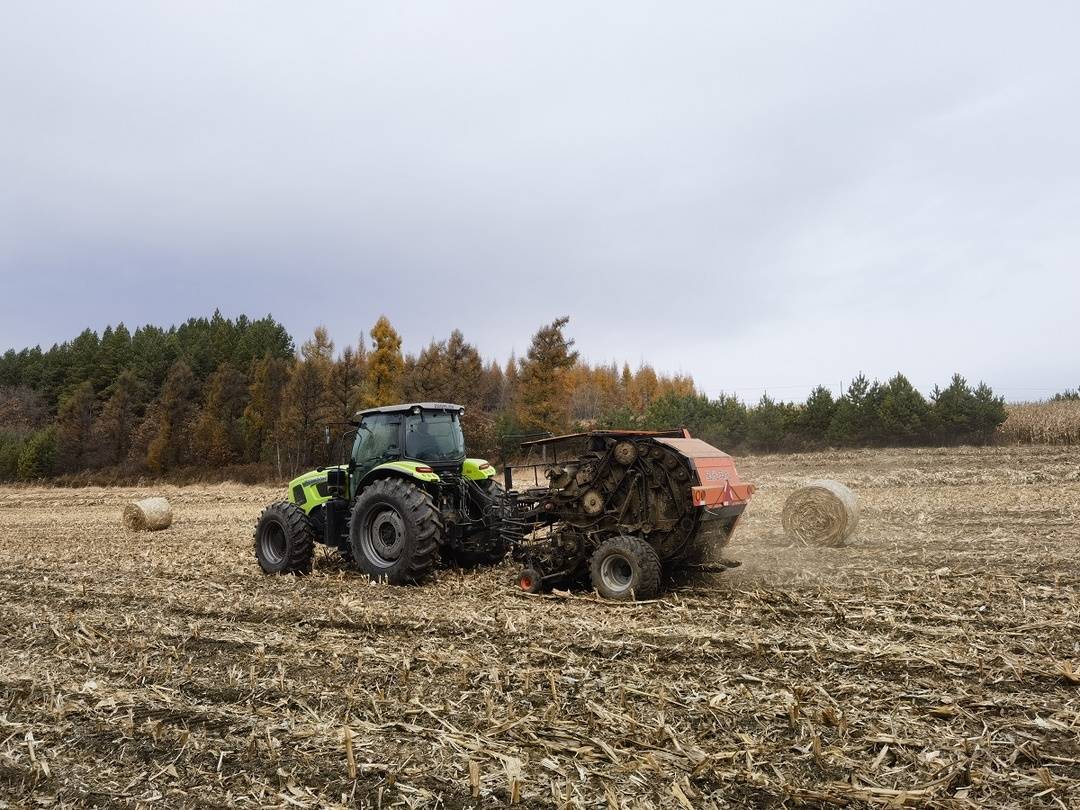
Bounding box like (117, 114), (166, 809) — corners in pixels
(351, 403), (467, 487)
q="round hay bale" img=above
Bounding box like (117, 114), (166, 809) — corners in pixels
(122, 497), (173, 532)
(781, 479), (858, 547)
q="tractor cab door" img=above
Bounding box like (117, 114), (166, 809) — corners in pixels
(351, 413), (403, 495)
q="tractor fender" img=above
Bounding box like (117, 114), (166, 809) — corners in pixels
(354, 461), (441, 495)
(462, 458), (497, 481)
(287, 467), (345, 515)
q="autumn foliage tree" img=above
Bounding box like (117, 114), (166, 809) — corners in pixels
(516, 317), (579, 435)
(191, 364), (249, 466)
(143, 361), (199, 472)
(277, 328), (335, 470)
(329, 344), (366, 424)
(95, 369), (140, 467)
(55, 380), (96, 470)
(242, 356), (290, 465)
(363, 316), (404, 408)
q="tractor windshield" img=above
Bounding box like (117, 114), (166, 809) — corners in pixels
(405, 411), (466, 462)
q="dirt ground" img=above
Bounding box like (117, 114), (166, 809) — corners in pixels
(1, 446), (1078, 808)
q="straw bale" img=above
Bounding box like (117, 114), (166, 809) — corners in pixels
(121, 496), (173, 531)
(781, 478), (858, 546)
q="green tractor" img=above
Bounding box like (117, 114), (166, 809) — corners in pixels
(253, 402), (505, 583)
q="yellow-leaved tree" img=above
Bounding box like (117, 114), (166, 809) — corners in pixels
(515, 316), (578, 435)
(363, 316), (404, 407)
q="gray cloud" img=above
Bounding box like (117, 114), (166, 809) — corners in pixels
(2, 1), (1078, 401)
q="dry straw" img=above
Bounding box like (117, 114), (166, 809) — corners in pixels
(3, 449), (1078, 807)
(781, 479), (859, 547)
(998, 400), (1080, 445)
(121, 496), (173, 531)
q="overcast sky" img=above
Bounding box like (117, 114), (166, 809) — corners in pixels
(2, 2), (1077, 402)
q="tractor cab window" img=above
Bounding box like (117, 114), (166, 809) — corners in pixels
(405, 411), (465, 462)
(353, 414), (402, 468)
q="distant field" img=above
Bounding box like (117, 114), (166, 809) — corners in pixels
(1, 446), (1078, 807)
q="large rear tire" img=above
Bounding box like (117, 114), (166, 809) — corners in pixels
(589, 535), (662, 601)
(254, 501), (316, 575)
(349, 478), (442, 584)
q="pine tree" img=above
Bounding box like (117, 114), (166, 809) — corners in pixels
(480, 360), (504, 412)
(747, 394), (788, 451)
(17, 428), (57, 480)
(94, 369), (140, 467)
(445, 330), (483, 404)
(405, 330), (483, 406)
(277, 329), (336, 470)
(643, 392), (709, 434)
(93, 323), (132, 392)
(243, 355), (291, 464)
(191, 364), (249, 466)
(363, 316), (404, 407)
(972, 382), (1007, 442)
(66, 328), (101, 390)
(278, 362), (331, 471)
(568, 363), (602, 423)
(502, 354), (519, 410)
(235, 315), (295, 365)
(877, 373), (931, 443)
(629, 365), (660, 413)
(302, 325), (335, 365)
(55, 381), (97, 471)
(144, 360), (199, 472)
(839, 374), (884, 444)
(931, 373), (977, 443)
(403, 340), (452, 403)
(516, 317), (579, 435)
(130, 324), (176, 395)
(208, 309), (239, 370)
(329, 344), (365, 424)
(0, 434), (23, 481)
(798, 385), (837, 442)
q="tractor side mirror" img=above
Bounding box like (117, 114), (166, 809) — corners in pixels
(326, 467), (347, 497)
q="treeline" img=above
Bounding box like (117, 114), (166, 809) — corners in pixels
(0, 312), (1009, 482)
(1051, 386), (1079, 402)
(0, 313), (685, 480)
(610, 373), (1007, 453)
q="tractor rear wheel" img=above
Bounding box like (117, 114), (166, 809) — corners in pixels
(254, 501), (316, 575)
(349, 478), (442, 584)
(589, 535), (662, 601)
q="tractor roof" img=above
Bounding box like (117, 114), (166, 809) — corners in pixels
(353, 402), (464, 421)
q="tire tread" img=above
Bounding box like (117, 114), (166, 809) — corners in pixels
(589, 535), (662, 601)
(253, 501), (316, 575)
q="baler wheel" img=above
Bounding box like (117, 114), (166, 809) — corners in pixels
(518, 567), (544, 594)
(589, 535), (662, 601)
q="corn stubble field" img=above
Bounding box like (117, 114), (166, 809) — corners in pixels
(1, 447), (1078, 808)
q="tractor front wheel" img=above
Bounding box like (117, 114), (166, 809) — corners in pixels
(254, 501), (316, 575)
(589, 535), (662, 601)
(349, 478), (443, 584)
